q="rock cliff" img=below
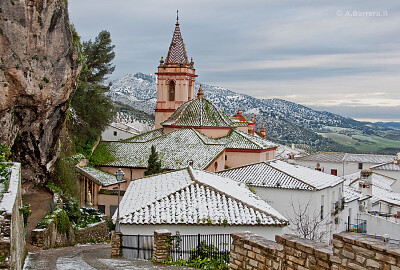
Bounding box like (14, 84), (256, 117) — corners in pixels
(0, 0), (81, 182)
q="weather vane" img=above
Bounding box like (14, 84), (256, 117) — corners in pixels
(176, 10), (179, 22)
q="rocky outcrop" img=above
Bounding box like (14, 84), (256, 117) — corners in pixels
(0, 0), (81, 182)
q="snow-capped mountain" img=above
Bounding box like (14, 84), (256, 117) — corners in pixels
(108, 72), (380, 152)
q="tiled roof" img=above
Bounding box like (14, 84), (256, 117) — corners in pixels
(95, 128), (225, 170)
(343, 186), (370, 203)
(77, 166), (125, 187)
(345, 172), (400, 206)
(370, 161), (400, 171)
(221, 129), (277, 150)
(165, 21), (188, 64)
(296, 152), (396, 164)
(124, 129), (163, 142)
(217, 160), (344, 191)
(117, 167), (288, 226)
(162, 97), (236, 128)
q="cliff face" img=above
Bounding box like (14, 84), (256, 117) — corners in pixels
(0, 0), (81, 182)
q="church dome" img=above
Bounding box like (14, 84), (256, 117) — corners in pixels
(162, 91), (236, 128)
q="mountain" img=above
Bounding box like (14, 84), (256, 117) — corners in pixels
(108, 73), (397, 153)
(375, 122), (400, 131)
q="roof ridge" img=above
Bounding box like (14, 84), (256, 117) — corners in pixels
(265, 161), (316, 190)
(188, 167), (287, 224)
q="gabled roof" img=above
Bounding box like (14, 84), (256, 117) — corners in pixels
(95, 128), (225, 170)
(370, 161), (400, 171)
(296, 152), (396, 164)
(165, 21), (189, 64)
(217, 160), (344, 191)
(76, 166), (125, 187)
(116, 167), (288, 226)
(343, 186), (370, 203)
(344, 172), (400, 206)
(124, 129), (163, 142)
(162, 97), (236, 128)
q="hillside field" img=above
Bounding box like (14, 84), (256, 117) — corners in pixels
(319, 133), (400, 154)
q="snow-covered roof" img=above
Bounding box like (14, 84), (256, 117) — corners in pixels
(343, 186), (370, 203)
(109, 122), (140, 135)
(162, 97), (237, 128)
(76, 166), (125, 187)
(296, 152), (396, 164)
(217, 160), (344, 191)
(124, 129), (163, 142)
(344, 172), (400, 206)
(370, 161), (400, 171)
(116, 167), (288, 226)
(95, 128), (225, 170)
(219, 129), (277, 150)
(275, 145), (306, 160)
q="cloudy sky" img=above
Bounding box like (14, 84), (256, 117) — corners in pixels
(69, 0), (400, 122)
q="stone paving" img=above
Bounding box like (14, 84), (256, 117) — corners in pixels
(23, 244), (196, 270)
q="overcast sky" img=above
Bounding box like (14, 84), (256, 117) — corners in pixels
(68, 0), (400, 122)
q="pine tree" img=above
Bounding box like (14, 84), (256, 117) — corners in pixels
(144, 145), (163, 176)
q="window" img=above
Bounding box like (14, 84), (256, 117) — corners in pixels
(168, 80), (175, 101)
(110, 205), (118, 217)
(214, 162), (218, 171)
(225, 155), (227, 160)
(331, 169), (338, 176)
(114, 131), (117, 136)
(358, 163), (363, 169)
(321, 195), (324, 220)
(98, 205), (105, 214)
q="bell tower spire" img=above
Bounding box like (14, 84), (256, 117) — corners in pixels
(155, 14), (198, 129)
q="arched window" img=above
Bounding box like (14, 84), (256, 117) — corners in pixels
(168, 80), (175, 101)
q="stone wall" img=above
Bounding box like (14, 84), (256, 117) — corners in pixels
(153, 230), (171, 263)
(0, 163), (25, 270)
(230, 232), (400, 270)
(74, 221), (109, 244)
(111, 231), (122, 257)
(31, 220), (108, 249)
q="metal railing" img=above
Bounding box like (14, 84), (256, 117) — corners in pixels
(168, 233), (231, 262)
(121, 234), (153, 260)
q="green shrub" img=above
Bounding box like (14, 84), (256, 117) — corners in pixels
(55, 209), (70, 234)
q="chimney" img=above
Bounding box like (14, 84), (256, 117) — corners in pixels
(237, 109), (242, 116)
(358, 170), (373, 196)
(260, 123), (266, 138)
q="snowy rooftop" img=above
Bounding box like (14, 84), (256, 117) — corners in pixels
(76, 166), (125, 187)
(97, 128), (277, 170)
(116, 167), (288, 226)
(343, 186), (370, 203)
(296, 152), (396, 164)
(96, 128), (225, 170)
(162, 97), (236, 128)
(217, 160), (344, 191)
(344, 172), (400, 206)
(370, 161), (400, 171)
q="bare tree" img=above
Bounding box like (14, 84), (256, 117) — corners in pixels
(286, 197), (329, 242)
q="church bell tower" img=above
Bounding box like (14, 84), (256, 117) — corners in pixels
(154, 13), (198, 129)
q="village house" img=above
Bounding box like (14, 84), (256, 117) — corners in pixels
(343, 170), (400, 239)
(115, 166), (288, 242)
(101, 122), (140, 141)
(292, 151), (396, 176)
(216, 160), (345, 242)
(370, 153), (400, 192)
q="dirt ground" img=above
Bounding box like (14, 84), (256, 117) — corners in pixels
(22, 183), (53, 252)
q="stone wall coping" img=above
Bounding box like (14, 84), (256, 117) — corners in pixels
(0, 163), (21, 215)
(155, 229), (171, 234)
(334, 232), (400, 257)
(232, 232), (279, 252)
(276, 234), (333, 255)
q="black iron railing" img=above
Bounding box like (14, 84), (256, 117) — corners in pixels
(168, 233), (231, 263)
(121, 234), (154, 260)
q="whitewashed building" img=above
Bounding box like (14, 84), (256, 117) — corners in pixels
(217, 160), (345, 242)
(292, 152), (396, 176)
(101, 122), (140, 141)
(344, 170), (400, 239)
(115, 167), (288, 241)
(370, 156), (400, 192)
